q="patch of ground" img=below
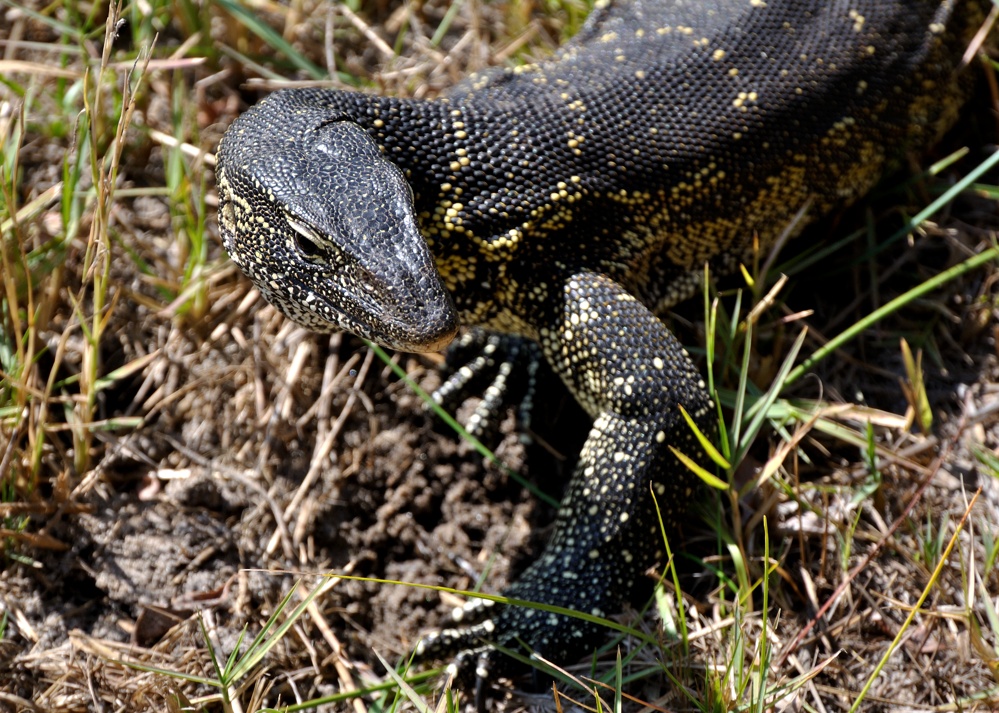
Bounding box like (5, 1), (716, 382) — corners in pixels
(1, 1), (998, 712)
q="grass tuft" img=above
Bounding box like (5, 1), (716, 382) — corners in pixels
(0, 1), (997, 711)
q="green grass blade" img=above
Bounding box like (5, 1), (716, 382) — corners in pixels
(669, 445), (729, 490)
(848, 491), (980, 712)
(215, 0), (326, 80)
(786, 243), (999, 386)
(679, 404), (730, 469)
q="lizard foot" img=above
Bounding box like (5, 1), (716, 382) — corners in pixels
(431, 329), (542, 443)
(414, 576), (611, 702)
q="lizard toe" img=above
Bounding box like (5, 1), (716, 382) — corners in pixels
(432, 330), (543, 443)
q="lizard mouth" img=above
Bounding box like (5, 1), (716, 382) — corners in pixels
(348, 302), (459, 353)
(293, 281), (459, 353)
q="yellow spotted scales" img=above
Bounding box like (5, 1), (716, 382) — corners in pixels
(216, 0), (988, 686)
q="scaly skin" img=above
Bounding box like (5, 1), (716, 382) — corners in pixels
(216, 0), (988, 686)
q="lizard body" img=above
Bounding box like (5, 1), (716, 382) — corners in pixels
(216, 0), (989, 682)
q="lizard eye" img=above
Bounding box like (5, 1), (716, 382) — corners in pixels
(287, 215), (325, 259)
(294, 232), (322, 258)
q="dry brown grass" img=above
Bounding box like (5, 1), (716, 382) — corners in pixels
(1, 1), (998, 711)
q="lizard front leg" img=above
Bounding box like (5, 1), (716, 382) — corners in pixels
(417, 270), (715, 686)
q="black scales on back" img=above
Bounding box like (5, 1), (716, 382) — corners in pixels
(216, 0), (990, 688)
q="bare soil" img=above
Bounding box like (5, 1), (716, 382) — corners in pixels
(1, 2), (998, 712)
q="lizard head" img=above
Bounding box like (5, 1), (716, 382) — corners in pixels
(216, 91), (459, 353)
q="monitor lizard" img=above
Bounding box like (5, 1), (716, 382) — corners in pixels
(215, 0), (990, 688)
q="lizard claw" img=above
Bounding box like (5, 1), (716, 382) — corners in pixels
(413, 586), (606, 699)
(431, 329), (542, 443)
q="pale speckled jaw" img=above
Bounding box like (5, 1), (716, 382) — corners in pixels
(217, 96), (459, 353)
